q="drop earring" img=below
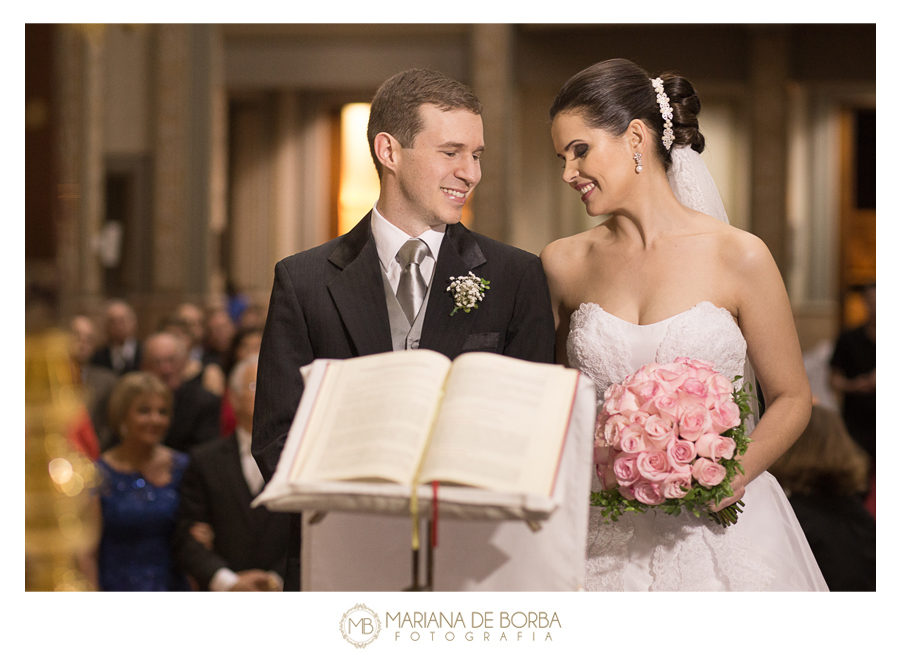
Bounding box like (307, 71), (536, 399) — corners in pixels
(633, 152), (643, 174)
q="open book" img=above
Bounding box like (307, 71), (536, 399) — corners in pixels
(253, 350), (585, 520)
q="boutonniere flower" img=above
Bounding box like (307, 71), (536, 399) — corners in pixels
(447, 271), (490, 316)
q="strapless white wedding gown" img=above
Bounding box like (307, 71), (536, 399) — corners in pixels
(568, 301), (828, 591)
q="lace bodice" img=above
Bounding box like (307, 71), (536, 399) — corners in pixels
(567, 301), (747, 408)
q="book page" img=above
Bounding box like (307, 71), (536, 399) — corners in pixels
(289, 350), (450, 484)
(418, 353), (578, 496)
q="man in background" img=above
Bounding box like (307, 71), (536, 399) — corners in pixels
(90, 299), (142, 375)
(142, 331), (221, 453)
(174, 355), (289, 590)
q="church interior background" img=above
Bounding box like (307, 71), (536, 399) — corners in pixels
(25, 23), (875, 341)
(24, 23), (875, 591)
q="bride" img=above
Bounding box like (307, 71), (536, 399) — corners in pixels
(541, 58), (828, 591)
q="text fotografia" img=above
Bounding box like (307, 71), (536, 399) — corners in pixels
(386, 611), (561, 642)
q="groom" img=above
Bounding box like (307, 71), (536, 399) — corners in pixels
(252, 68), (556, 590)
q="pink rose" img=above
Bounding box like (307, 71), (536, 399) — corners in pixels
(634, 363), (662, 380)
(695, 433), (737, 461)
(707, 373), (735, 403)
(666, 438), (697, 466)
(710, 400), (742, 433)
(637, 450), (670, 482)
(603, 384), (640, 416)
(682, 377), (709, 400)
(643, 414), (676, 449)
(649, 392), (681, 422)
(618, 425), (647, 454)
(679, 377), (724, 411)
(633, 480), (665, 505)
(652, 362), (692, 394)
(688, 361), (720, 385)
(613, 456), (641, 486)
(594, 446), (618, 490)
(594, 443), (612, 467)
(594, 410), (609, 442)
(596, 463), (619, 490)
(691, 457), (726, 488)
(679, 404), (712, 442)
(618, 484), (636, 500)
(661, 471), (693, 499)
(629, 378), (664, 405)
(600, 414), (631, 448)
(675, 356), (717, 372)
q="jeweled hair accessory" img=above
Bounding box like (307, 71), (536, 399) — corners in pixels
(651, 77), (674, 151)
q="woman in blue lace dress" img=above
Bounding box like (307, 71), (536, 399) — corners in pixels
(95, 372), (190, 591)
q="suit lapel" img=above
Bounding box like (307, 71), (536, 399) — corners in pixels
(327, 214), (394, 356)
(419, 222), (487, 357)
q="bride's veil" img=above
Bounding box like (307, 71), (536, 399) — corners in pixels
(666, 145), (729, 225)
(667, 146), (761, 427)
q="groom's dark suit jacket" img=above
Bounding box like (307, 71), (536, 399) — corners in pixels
(252, 213), (556, 590)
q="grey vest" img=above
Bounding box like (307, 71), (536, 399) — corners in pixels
(381, 267), (434, 351)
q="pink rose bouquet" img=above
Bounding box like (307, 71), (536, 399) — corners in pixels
(591, 357), (754, 527)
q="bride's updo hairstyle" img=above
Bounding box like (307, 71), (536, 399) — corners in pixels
(549, 58), (705, 169)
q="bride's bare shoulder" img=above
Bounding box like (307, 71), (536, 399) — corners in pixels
(712, 223), (778, 279)
(541, 226), (607, 275)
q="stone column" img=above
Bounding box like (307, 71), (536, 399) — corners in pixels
(54, 25), (106, 319)
(152, 24), (191, 299)
(228, 96), (273, 300)
(749, 27), (790, 274)
(272, 91), (302, 264)
(208, 26), (228, 304)
(470, 24), (515, 243)
(151, 24), (219, 310)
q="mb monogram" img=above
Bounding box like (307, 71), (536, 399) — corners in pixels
(339, 604), (382, 648)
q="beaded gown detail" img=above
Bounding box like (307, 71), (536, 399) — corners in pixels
(567, 302), (828, 591)
(96, 451), (191, 591)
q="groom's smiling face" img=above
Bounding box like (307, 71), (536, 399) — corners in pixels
(393, 104), (484, 232)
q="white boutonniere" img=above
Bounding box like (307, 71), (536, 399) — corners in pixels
(446, 271), (490, 316)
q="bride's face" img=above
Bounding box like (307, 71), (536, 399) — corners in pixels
(551, 111), (634, 217)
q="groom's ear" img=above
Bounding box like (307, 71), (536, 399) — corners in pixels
(373, 132), (401, 174)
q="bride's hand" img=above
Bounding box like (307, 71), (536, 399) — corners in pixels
(709, 483), (746, 513)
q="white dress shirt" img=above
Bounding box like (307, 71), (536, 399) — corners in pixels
(111, 338), (137, 372)
(371, 204), (445, 296)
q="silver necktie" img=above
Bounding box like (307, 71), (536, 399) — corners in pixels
(396, 238), (429, 324)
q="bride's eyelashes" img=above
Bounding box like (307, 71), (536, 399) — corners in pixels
(559, 143), (590, 170)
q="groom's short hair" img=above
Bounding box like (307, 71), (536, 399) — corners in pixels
(367, 68), (482, 179)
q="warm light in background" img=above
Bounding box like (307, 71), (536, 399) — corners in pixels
(338, 103), (380, 236)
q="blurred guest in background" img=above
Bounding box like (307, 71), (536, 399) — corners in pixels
(237, 303), (267, 331)
(95, 372), (190, 591)
(159, 313), (226, 397)
(226, 279), (249, 326)
(142, 331), (221, 453)
(175, 303), (207, 364)
(770, 404), (875, 591)
(219, 326), (264, 437)
(830, 282), (876, 462)
(174, 355), (289, 591)
(69, 314), (118, 451)
(203, 307), (236, 369)
(90, 299), (142, 375)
